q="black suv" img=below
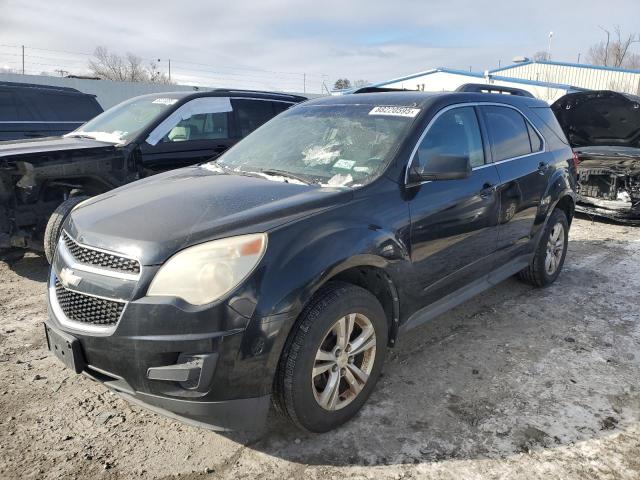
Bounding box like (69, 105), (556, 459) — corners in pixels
(0, 89), (305, 260)
(45, 91), (576, 432)
(0, 81), (102, 140)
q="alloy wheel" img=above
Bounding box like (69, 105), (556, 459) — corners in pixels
(545, 222), (565, 275)
(312, 313), (377, 411)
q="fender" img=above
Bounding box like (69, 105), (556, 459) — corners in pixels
(541, 167), (576, 221)
(249, 220), (409, 382)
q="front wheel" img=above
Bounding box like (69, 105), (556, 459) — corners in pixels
(274, 282), (388, 432)
(517, 208), (569, 287)
(43, 195), (89, 263)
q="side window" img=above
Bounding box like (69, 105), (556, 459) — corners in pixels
(163, 112), (229, 142)
(0, 91), (18, 120)
(416, 106), (485, 169)
(146, 97), (233, 145)
(527, 122), (543, 152)
(36, 93), (101, 121)
(232, 99), (275, 137)
(272, 101), (293, 115)
(482, 106), (532, 161)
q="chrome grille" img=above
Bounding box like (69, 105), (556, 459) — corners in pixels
(62, 231), (140, 275)
(54, 279), (125, 326)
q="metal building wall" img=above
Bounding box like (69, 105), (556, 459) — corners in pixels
(494, 62), (640, 95)
(378, 70), (573, 103)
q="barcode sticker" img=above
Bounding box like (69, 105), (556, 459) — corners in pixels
(369, 106), (420, 117)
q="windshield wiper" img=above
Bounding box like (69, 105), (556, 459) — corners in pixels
(259, 169), (311, 185)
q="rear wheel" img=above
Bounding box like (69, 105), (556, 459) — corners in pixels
(274, 282), (387, 432)
(518, 209), (569, 287)
(44, 195), (89, 264)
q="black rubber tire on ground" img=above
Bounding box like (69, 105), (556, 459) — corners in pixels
(43, 195), (89, 264)
(274, 281), (388, 432)
(517, 208), (569, 287)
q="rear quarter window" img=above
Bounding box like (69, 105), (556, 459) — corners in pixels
(28, 91), (101, 122)
(529, 106), (570, 145)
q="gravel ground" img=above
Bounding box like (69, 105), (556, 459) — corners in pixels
(1, 216), (639, 480)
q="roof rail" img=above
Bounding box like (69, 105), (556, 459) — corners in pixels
(455, 83), (534, 98)
(211, 88), (307, 101)
(351, 86), (413, 94)
(0, 81), (84, 94)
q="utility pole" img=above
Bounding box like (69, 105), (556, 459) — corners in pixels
(577, 53), (581, 64)
(21, 45), (25, 75)
(547, 31), (554, 61)
(168, 59), (171, 82)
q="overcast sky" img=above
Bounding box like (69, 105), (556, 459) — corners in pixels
(1, 0), (639, 92)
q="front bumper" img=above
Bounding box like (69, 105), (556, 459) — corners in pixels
(45, 230), (294, 430)
(576, 196), (640, 224)
(45, 320), (270, 430)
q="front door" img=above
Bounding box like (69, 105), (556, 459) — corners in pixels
(139, 97), (236, 174)
(407, 105), (501, 309)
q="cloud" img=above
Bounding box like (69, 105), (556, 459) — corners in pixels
(1, 0), (639, 92)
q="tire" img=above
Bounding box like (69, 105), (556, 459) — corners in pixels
(274, 282), (388, 432)
(517, 209), (569, 287)
(43, 195), (89, 264)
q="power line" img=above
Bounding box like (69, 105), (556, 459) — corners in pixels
(0, 43), (329, 93)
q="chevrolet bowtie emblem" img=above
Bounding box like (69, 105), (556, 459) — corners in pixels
(59, 267), (82, 288)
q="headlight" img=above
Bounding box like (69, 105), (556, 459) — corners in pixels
(147, 233), (267, 305)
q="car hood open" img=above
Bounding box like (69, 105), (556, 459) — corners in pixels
(551, 90), (640, 149)
(0, 136), (116, 160)
(67, 166), (352, 265)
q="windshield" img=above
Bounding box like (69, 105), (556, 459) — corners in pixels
(67, 94), (182, 144)
(216, 104), (417, 187)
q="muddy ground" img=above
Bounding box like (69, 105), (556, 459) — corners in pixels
(1, 216), (639, 480)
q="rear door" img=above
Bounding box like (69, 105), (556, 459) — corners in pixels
(407, 105), (501, 308)
(479, 104), (550, 265)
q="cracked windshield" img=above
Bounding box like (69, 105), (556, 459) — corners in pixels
(216, 104), (417, 187)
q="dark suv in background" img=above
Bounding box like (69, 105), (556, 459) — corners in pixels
(0, 82), (102, 140)
(0, 89), (305, 260)
(45, 90), (576, 433)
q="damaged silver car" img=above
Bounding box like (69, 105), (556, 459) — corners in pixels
(552, 90), (640, 223)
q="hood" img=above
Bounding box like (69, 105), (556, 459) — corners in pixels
(0, 136), (117, 160)
(67, 166), (352, 265)
(551, 90), (640, 149)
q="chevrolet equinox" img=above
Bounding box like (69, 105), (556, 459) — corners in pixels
(45, 90), (577, 432)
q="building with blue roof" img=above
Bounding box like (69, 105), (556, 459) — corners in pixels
(333, 61), (640, 103)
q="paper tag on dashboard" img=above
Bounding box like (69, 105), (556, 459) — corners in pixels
(333, 159), (356, 170)
(369, 106), (420, 117)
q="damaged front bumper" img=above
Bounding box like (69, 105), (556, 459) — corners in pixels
(576, 194), (640, 224)
(576, 155), (640, 224)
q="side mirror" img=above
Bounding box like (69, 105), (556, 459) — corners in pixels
(411, 151), (472, 181)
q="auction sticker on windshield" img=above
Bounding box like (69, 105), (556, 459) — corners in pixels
(369, 106), (420, 117)
(152, 98), (179, 105)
